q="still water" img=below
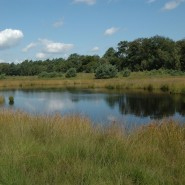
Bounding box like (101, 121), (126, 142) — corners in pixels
(0, 89), (185, 125)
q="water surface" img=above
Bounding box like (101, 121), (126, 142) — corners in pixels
(1, 89), (185, 125)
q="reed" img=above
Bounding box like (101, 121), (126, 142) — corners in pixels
(0, 110), (184, 184)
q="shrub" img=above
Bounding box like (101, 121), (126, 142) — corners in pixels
(48, 72), (62, 78)
(122, 68), (131, 77)
(38, 72), (48, 78)
(95, 64), (118, 79)
(0, 74), (6, 79)
(9, 96), (14, 105)
(65, 68), (77, 78)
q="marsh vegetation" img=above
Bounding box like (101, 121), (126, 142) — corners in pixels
(0, 110), (184, 185)
(1, 72), (185, 95)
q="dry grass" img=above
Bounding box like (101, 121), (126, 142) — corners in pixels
(0, 110), (184, 184)
(0, 74), (185, 94)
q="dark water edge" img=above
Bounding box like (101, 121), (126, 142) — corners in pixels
(0, 88), (185, 126)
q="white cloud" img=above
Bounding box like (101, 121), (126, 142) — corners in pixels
(73, 0), (96, 5)
(53, 18), (64, 28)
(23, 39), (74, 59)
(45, 42), (74, 54)
(91, 46), (99, 52)
(0, 29), (23, 50)
(36, 52), (47, 60)
(39, 39), (74, 54)
(22, 42), (37, 52)
(104, 27), (119, 36)
(33, 39), (74, 59)
(163, 0), (184, 10)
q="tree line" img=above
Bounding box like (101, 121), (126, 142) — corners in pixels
(0, 35), (185, 76)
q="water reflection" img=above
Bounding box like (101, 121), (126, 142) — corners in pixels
(105, 93), (185, 118)
(0, 89), (185, 124)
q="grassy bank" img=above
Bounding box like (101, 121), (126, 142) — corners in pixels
(1, 73), (185, 94)
(0, 110), (184, 184)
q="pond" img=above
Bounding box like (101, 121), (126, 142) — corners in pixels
(0, 88), (185, 125)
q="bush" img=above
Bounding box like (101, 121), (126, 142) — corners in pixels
(0, 74), (6, 79)
(65, 68), (77, 78)
(95, 64), (118, 79)
(38, 72), (48, 78)
(122, 68), (131, 77)
(9, 96), (14, 105)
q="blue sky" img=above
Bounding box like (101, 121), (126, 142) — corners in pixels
(0, 0), (185, 63)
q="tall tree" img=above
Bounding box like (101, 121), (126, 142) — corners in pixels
(177, 39), (185, 71)
(103, 47), (121, 70)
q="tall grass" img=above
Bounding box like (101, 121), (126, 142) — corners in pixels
(0, 73), (185, 94)
(0, 95), (5, 104)
(0, 110), (184, 184)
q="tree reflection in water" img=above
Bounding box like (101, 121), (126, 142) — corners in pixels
(105, 92), (185, 119)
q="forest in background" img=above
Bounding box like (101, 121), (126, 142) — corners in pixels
(0, 35), (185, 76)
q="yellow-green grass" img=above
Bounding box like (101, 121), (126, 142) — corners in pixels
(0, 110), (185, 184)
(1, 73), (185, 94)
(0, 95), (5, 104)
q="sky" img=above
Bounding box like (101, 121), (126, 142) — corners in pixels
(0, 0), (185, 63)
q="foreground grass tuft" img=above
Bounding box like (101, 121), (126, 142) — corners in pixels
(0, 110), (185, 184)
(0, 95), (5, 104)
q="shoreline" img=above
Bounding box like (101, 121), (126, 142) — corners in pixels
(0, 74), (185, 94)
